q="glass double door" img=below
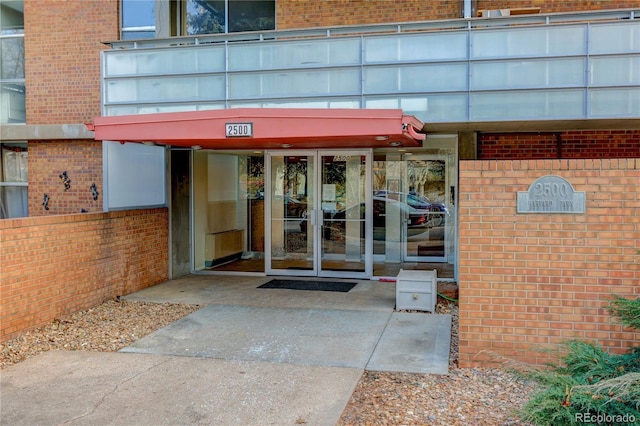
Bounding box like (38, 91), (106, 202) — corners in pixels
(265, 150), (372, 278)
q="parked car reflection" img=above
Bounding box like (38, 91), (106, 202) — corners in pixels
(374, 190), (447, 227)
(299, 197), (431, 236)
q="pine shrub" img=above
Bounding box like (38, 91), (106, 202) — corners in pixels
(519, 295), (640, 425)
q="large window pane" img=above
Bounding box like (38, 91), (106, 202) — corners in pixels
(122, 0), (155, 39)
(187, 0), (225, 34)
(229, 0), (274, 32)
(0, 36), (24, 79)
(0, 82), (25, 123)
(471, 58), (585, 90)
(0, 142), (28, 218)
(0, 1), (24, 34)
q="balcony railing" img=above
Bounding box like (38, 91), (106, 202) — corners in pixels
(102, 9), (640, 125)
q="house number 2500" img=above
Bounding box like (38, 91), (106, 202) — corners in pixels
(225, 123), (253, 137)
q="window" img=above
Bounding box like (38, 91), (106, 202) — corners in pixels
(0, 143), (28, 218)
(0, 0), (25, 124)
(121, 0), (155, 39)
(121, 0), (274, 39)
(186, 0), (274, 34)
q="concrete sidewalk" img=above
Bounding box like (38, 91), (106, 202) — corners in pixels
(0, 275), (451, 425)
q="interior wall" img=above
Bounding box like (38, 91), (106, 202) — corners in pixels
(170, 150), (191, 278)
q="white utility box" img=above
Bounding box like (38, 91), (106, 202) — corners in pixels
(395, 269), (437, 312)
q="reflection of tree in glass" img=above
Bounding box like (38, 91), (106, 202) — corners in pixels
(1, 37), (25, 79)
(187, 0), (275, 35)
(188, 0), (224, 35)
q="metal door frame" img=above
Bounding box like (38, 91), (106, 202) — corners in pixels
(264, 150), (372, 278)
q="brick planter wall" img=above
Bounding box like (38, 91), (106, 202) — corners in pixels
(458, 159), (640, 367)
(0, 209), (168, 342)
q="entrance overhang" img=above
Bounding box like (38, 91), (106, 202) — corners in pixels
(90, 108), (425, 149)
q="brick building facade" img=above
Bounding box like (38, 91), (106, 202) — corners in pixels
(1, 0), (638, 368)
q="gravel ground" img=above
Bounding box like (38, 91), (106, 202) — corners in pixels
(0, 299), (536, 425)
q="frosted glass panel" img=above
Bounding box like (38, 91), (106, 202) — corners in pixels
(590, 89), (640, 117)
(230, 99), (361, 109)
(471, 90), (584, 120)
(366, 94), (467, 122)
(229, 69), (360, 98)
(471, 58), (585, 90)
(365, 32), (467, 63)
(364, 63), (467, 93)
(105, 47), (225, 76)
(228, 38), (360, 71)
(106, 142), (166, 209)
(106, 75), (225, 102)
(590, 22), (640, 54)
(590, 56), (640, 86)
(471, 26), (585, 58)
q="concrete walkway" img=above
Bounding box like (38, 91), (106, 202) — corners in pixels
(1, 275), (451, 425)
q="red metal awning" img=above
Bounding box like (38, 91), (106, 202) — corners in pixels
(90, 108), (425, 149)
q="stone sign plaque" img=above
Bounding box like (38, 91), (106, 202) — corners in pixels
(517, 175), (585, 214)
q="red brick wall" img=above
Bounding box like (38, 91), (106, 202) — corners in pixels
(27, 140), (103, 216)
(24, 0), (118, 124)
(277, 0), (640, 29)
(479, 130), (640, 160)
(277, 0), (461, 28)
(458, 159), (640, 367)
(0, 209), (169, 342)
(478, 0), (640, 14)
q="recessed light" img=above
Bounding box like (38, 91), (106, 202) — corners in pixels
(281, 144), (293, 148)
(389, 141), (402, 147)
(375, 136), (389, 141)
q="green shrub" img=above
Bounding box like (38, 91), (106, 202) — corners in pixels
(519, 296), (640, 425)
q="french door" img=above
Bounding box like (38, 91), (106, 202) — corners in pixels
(265, 150), (372, 278)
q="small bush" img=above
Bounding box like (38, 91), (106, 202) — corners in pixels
(519, 296), (640, 425)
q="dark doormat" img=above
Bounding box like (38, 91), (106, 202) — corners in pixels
(258, 279), (357, 292)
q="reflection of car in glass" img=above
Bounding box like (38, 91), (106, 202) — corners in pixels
(299, 197), (429, 234)
(274, 195), (307, 218)
(374, 190), (447, 227)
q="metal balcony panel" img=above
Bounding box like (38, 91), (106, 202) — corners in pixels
(364, 63), (468, 94)
(470, 25), (586, 59)
(470, 58), (586, 90)
(589, 88), (640, 117)
(589, 21), (640, 54)
(101, 11), (640, 126)
(104, 46), (225, 77)
(228, 68), (361, 99)
(590, 55), (640, 87)
(105, 75), (225, 103)
(470, 90), (585, 121)
(228, 38), (361, 71)
(364, 31), (468, 63)
(365, 95), (468, 123)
